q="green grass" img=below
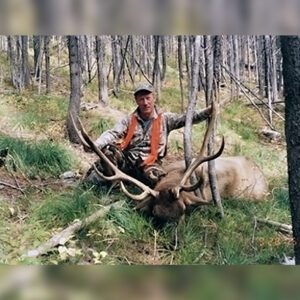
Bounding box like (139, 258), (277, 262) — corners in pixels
(89, 117), (115, 136)
(0, 135), (74, 178)
(30, 187), (100, 228)
(11, 94), (68, 131)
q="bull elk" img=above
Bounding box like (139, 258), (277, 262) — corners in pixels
(71, 103), (268, 223)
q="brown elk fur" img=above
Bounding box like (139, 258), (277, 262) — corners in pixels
(142, 156), (268, 222)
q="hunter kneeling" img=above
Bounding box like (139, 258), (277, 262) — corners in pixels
(84, 83), (212, 188)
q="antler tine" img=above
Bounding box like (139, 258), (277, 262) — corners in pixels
(180, 137), (225, 192)
(71, 114), (159, 200)
(120, 182), (155, 201)
(179, 100), (218, 188)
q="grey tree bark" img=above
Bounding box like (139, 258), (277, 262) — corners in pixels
(44, 35), (51, 94)
(281, 35), (300, 265)
(177, 35), (185, 113)
(205, 35), (224, 218)
(184, 35), (201, 168)
(21, 35), (30, 89)
(95, 35), (109, 106)
(66, 35), (82, 144)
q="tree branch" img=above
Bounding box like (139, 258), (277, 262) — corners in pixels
(23, 200), (125, 259)
(255, 217), (292, 235)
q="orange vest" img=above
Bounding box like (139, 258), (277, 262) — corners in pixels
(119, 114), (162, 166)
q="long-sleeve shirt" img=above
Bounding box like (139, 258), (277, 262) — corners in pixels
(95, 106), (211, 166)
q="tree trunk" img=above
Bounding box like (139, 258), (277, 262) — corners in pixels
(184, 35), (201, 168)
(21, 35), (30, 90)
(44, 35), (51, 94)
(204, 35), (224, 218)
(95, 35), (109, 106)
(256, 36), (265, 97)
(33, 35), (42, 79)
(66, 36), (82, 144)
(7, 36), (21, 90)
(281, 35), (300, 265)
(111, 35), (122, 96)
(177, 35), (185, 113)
(161, 35), (167, 83)
(152, 35), (161, 103)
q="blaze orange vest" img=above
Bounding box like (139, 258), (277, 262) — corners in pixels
(119, 113), (162, 166)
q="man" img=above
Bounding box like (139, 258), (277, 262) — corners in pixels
(85, 83), (212, 188)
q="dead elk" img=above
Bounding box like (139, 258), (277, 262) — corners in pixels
(145, 154), (268, 222)
(71, 115), (268, 224)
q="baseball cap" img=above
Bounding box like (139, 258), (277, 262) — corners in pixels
(133, 83), (154, 96)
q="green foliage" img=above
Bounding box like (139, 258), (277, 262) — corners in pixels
(31, 187), (98, 228)
(0, 135), (74, 178)
(108, 202), (154, 240)
(89, 117), (114, 136)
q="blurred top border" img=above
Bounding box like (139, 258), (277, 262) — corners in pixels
(1, 0), (300, 34)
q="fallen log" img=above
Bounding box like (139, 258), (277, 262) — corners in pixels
(0, 180), (24, 193)
(255, 217), (292, 235)
(23, 200), (125, 259)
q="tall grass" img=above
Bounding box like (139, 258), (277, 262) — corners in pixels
(0, 135), (74, 178)
(30, 187), (100, 228)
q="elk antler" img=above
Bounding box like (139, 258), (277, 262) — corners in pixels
(70, 115), (159, 200)
(172, 100), (223, 197)
(180, 137), (224, 192)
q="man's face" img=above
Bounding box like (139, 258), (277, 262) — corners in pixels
(135, 91), (155, 118)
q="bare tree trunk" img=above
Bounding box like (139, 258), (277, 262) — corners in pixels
(177, 35), (185, 113)
(184, 35), (192, 91)
(213, 35), (222, 87)
(161, 35), (167, 83)
(233, 35), (240, 98)
(44, 35), (51, 94)
(281, 35), (300, 264)
(66, 36), (82, 144)
(7, 36), (21, 90)
(256, 36), (266, 97)
(152, 35), (162, 103)
(21, 35), (30, 89)
(95, 35), (109, 106)
(205, 35), (224, 218)
(111, 35), (121, 96)
(33, 35), (42, 79)
(84, 35), (92, 83)
(184, 35), (201, 168)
